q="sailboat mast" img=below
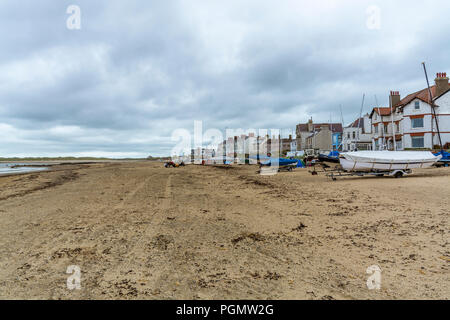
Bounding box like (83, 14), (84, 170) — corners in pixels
(422, 62), (443, 152)
(389, 92), (397, 151)
(374, 95), (385, 150)
(357, 94), (365, 149)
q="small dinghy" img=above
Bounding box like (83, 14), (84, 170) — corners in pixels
(339, 151), (441, 172)
(259, 157), (303, 174)
(434, 150), (450, 167)
(261, 158), (299, 166)
(318, 150), (340, 163)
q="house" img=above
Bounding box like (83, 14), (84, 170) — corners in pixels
(433, 74), (450, 149)
(290, 139), (297, 152)
(369, 72), (450, 150)
(280, 135), (293, 155)
(296, 119), (343, 151)
(397, 73), (450, 149)
(342, 114), (373, 151)
(305, 124), (334, 151)
(370, 91), (405, 150)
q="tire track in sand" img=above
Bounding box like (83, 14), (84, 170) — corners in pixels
(113, 175), (155, 211)
(97, 174), (173, 297)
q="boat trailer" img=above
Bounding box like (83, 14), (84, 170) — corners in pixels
(310, 163), (411, 180)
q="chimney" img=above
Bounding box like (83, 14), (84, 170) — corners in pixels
(288, 134), (292, 140)
(389, 91), (401, 108)
(435, 72), (449, 97)
(307, 118), (313, 132)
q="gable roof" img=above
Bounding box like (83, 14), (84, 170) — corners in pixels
(369, 107), (392, 118)
(369, 81), (450, 117)
(395, 86), (435, 110)
(433, 86), (450, 101)
(347, 117), (365, 131)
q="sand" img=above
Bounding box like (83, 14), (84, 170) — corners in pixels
(0, 161), (448, 299)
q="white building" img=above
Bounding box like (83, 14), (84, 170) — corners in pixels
(342, 113), (372, 151)
(290, 139), (297, 152)
(369, 92), (403, 151)
(434, 84), (450, 149)
(370, 72), (450, 150)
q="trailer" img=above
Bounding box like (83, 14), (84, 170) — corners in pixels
(325, 168), (412, 181)
(309, 162), (411, 180)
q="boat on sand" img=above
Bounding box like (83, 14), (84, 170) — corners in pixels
(339, 151), (441, 172)
(318, 150), (340, 163)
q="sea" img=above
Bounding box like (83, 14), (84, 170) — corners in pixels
(0, 163), (49, 175)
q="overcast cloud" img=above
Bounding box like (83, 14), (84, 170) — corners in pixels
(1, 0), (450, 157)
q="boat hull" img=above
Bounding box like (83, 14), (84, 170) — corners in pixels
(339, 151), (441, 172)
(339, 158), (438, 172)
(318, 154), (339, 163)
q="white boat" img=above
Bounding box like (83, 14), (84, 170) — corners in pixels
(339, 151), (442, 172)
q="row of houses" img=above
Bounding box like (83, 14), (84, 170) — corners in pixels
(299, 72), (450, 152)
(215, 133), (294, 160)
(200, 71), (450, 161)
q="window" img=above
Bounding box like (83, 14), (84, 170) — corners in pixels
(374, 125), (378, 133)
(384, 125), (388, 133)
(352, 132), (356, 139)
(414, 101), (420, 110)
(396, 123), (400, 133)
(411, 118), (424, 128)
(411, 136), (424, 148)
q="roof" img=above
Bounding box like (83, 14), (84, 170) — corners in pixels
(348, 117), (365, 128)
(369, 107), (391, 119)
(395, 86), (435, 109)
(396, 85), (450, 109)
(375, 107), (392, 116)
(348, 118), (361, 128)
(297, 123), (343, 133)
(369, 87), (436, 118)
(369, 81), (450, 117)
(431, 86), (450, 101)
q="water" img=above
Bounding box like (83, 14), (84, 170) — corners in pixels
(0, 163), (49, 175)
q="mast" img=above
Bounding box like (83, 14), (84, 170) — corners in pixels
(389, 91), (397, 151)
(357, 94), (365, 150)
(374, 95), (386, 150)
(339, 105), (345, 151)
(422, 62), (444, 152)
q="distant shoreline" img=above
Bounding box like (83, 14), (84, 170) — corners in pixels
(0, 157), (170, 162)
(0, 157), (139, 162)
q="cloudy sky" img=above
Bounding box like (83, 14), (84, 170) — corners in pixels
(1, 0), (450, 157)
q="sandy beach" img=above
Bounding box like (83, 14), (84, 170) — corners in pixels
(0, 161), (448, 299)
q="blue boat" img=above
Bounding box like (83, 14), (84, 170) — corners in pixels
(434, 150), (450, 166)
(318, 150), (340, 163)
(261, 158), (304, 167)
